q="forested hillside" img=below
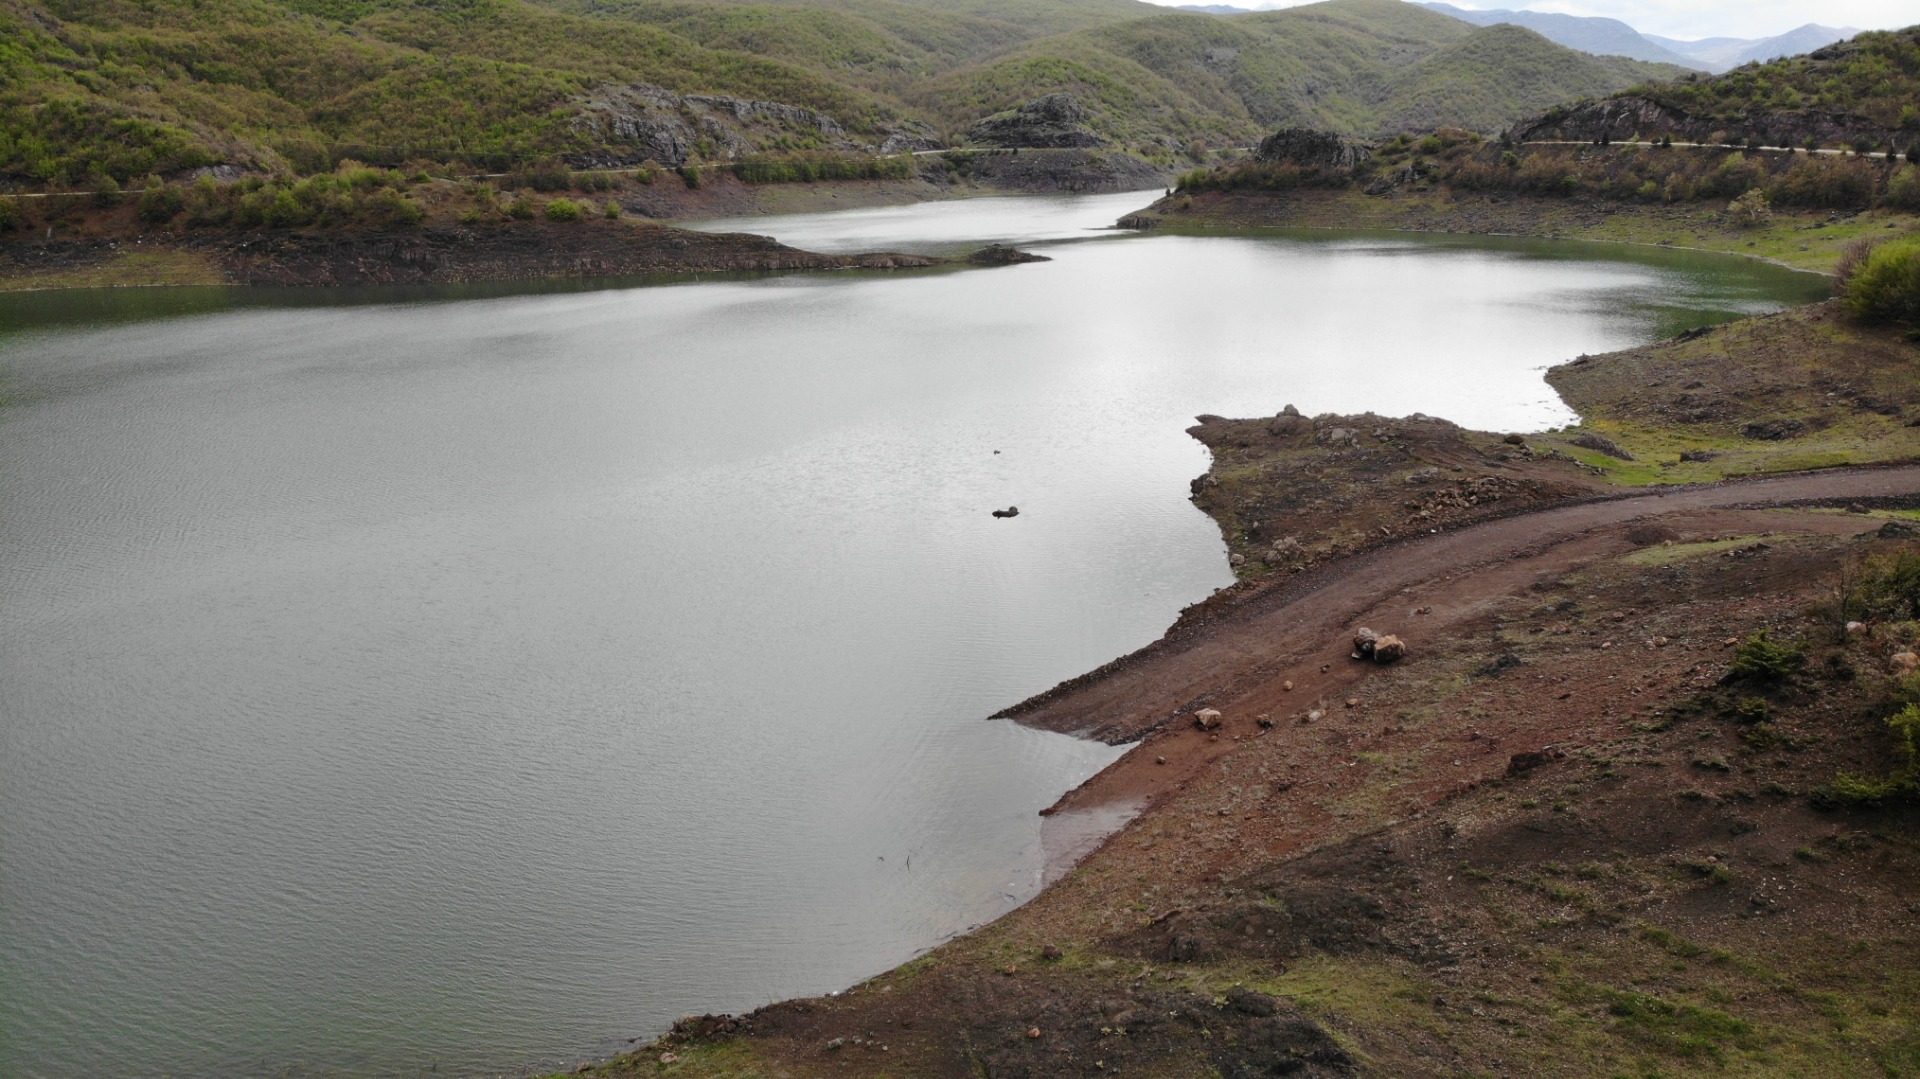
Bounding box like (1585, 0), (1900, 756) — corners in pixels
(0, 0), (1690, 187)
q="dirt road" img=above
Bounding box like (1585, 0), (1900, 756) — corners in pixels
(1007, 466), (1920, 861)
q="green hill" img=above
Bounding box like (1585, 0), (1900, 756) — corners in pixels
(0, 0), (1691, 187)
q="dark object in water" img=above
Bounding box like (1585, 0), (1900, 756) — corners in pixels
(992, 506), (1020, 518)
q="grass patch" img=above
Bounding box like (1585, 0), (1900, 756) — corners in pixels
(0, 249), (224, 291)
(1618, 535), (1773, 566)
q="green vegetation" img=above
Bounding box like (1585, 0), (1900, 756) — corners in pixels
(542, 197), (582, 221)
(1841, 237), (1920, 324)
(1727, 632), (1803, 685)
(728, 151), (914, 184)
(1631, 27), (1920, 138)
(1184, 134), (1920, 215)
(0, 0), (1698, 196)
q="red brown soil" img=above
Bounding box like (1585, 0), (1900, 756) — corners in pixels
(591, 465), (1920, 1079)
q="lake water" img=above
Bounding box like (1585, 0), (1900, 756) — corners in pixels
(0, 191), (1827, 1078)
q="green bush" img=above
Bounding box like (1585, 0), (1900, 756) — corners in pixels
(543, 198), (582, 221)
(680, 164), (702, 190)
(506, 197), (536, 220)
(90, 172), (122, 209)
(1885, 165), (1920, 212)
(0, 195), (19, 231)
(1842, 238), (1920, 325)
(1817, 704), (1920, 807)
(1726, 632), (1802, 683)
(136, 183), (183, 226)
(602, 200), (621, 219)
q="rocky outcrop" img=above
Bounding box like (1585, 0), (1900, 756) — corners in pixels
(1509, 93), (1906, 152)
(966, 244), (1050, 265)
(966, 94), (1105, 149)
(59, 222), (942, 287)
(569, 84), (861, 167)
(1253, 128), (1372, 170)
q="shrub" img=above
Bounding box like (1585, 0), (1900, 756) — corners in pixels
(1842, 238), (1920, 325)
(602, 199), (621, 219)
(543, 198), (582, 221)
(136, 183), (183, 225)
(0, 195), (19, 231)
(1727, 187), (1772, 227)
(1726, 632), (1801, 683)
(506, 197), (536, 219)
(680, 163), (702, 189)
(1884, 165), (1920, 212)
(1817, 704), (1920, 807)
(90, 172), (123, 209)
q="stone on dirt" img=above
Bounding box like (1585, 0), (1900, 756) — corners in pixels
(1372, 634), (1406, 663)
(1194, 708), (1223, 730)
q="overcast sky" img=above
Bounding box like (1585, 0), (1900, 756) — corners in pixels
(1138, 0), (1917, 40)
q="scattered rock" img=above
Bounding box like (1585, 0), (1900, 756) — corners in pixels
(1041, 945), (1064, 962)
(1026, 1027), (1042, 1039)
(1878, 520), (1920, 538)
(1352, 627), (1381, 658)
(1891, 652), (1919, 676)
(1371, 635), (1406, 664)
(1282, 679), (1294, 691)
(1507, 748), (1566, 775)
(1194, 708), (1223, 730)
(1742, 418), (1805, 441)
(1225, 987), (1279, 1017)
(966, 244), (1050, 265)
(825, 1037), (845, 1052)
(1503, 433), (1526, 445)
(1570, 432), (1634, 460)
(1679, 449), (1717, 462)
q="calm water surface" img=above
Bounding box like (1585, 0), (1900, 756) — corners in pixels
(0, 191), (1827, 1078)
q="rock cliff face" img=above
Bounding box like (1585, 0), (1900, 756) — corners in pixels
(1509, 94), (1905, 151)
(966, 94), (1106, 149)
(1252, 128), (1373, 170)
(569, 84), (938, 166)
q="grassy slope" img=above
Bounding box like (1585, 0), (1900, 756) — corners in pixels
(0, 0), (1697, 187)
(1627, 26), (1920, 134)
(910, 1), (1685, 146)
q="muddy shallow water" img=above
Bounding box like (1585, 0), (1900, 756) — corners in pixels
(0, 191), (1826, 1078)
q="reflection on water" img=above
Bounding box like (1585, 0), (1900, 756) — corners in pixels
(0, 192), (1827, 1078)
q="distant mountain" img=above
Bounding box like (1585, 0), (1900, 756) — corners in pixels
(1418, 3), (1706, 68)
(1174, 4), (1257, 12)
(1644, 25), (1861, 72)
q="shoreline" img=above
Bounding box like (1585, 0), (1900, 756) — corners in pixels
(565, 184), (1920, 1077)
(0, 161), (1172, 294)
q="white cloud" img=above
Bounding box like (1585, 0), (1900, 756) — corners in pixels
(1136, 0), (1917, 40)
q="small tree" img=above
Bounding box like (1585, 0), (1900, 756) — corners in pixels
(1728, 187), (1772, 227)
